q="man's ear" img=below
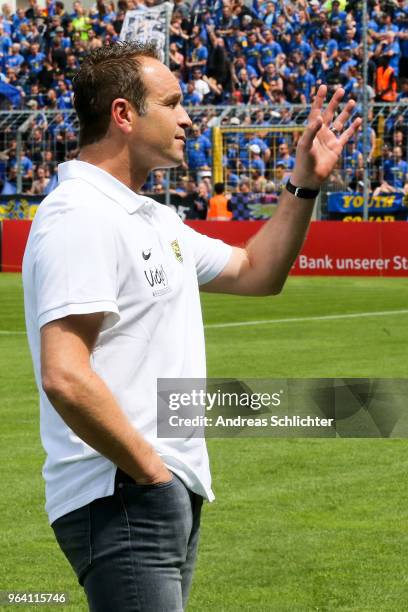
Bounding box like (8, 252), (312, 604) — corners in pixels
(111, 98), (133, 135)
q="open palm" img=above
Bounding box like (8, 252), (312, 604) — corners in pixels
(292, 86), (362, 190)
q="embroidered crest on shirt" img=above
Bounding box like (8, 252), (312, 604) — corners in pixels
(171, 239), (183, 263)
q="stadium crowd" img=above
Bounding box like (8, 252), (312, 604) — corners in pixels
(0, 0), (408, 213)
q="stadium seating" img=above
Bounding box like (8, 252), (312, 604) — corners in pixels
(0, 0), (408, 214)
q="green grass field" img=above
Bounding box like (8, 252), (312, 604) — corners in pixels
(1, 273), (408, 611)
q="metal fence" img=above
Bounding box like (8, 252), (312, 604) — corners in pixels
(1, 103), (407, 216)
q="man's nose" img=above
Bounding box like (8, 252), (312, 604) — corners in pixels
(179, 105), (192, 129)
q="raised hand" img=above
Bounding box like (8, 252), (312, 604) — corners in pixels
(292, 85), (362, 190)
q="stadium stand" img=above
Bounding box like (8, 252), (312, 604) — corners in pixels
(0, 0), (408, 219)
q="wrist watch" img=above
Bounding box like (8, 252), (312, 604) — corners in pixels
(286, 178), (320, 200)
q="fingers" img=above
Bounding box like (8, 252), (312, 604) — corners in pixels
(338, 117), (362, 147)
(304, 86), (361, 149)
(322, 87), (345, 126)
(301, 116), (323, 149)
(331, 98), (356, 131)
(308, 84), (327, 121)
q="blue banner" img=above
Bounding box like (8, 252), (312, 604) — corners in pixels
(328, 192), (408, 214)
(0, 81), (21, 106)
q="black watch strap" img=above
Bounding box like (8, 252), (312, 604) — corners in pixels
(286, 179), (320, 200)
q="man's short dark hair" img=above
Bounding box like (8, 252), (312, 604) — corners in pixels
(214, 182), (225, 194)
(73, 41), (160, 147)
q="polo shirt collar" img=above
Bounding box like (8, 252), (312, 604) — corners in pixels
(58, 160), (149, 214)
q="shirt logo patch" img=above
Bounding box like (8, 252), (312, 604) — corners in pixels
(171, 239), (183, 263)
(142, 248), (152, 261)
(144, 264), (171, 297)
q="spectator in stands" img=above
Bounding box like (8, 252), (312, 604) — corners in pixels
(397, 78), (408, 100)
(273, 161), (290, 193)
(65, 129), (78, 155)
(29, 128), (45, 163)
(259, 29), (282, 69)
(26, 42), (45, 73)
(260, 180), (278, 203)
(251, 169), (267, 193)
(203, 74), (225, 104)
(51, 35), (68, 70)
(236, 131), (269, 172)
(342, 138), (363, 186)
(149, 170), (168, 193)
(30, 165), (49, 194)
(351, 73), (376, 107)
(391, 128), (407, 158)
(45, 88), (58, 110)
(186, 180), (209, 219)
(37, 59), (55, 90)
(325, 57), (348, 92)
(397, 10), (408, 78)
(325, 161), (349, 193)
(185, 123), (211, 176)
(261, 2), (276, 29)
(255, 62), (283, 102)
(25, 83), (42, 108)
(0, 0), (401, 200)
(296, 62), (316, 103)
(377, 31), (401, 76)
(216, 4), (234, 38)
(173, 0), (189, 20)
(169, 41), (184, 72)
(57, 80), (73, 109)
(9, 148), (33, 190)
(276, 141), (295, 171)
(244, 31), (263, 75)
(198, 169), (212, 193)
(206, 32), (231, 95)
(48, 111), (69, 137)
(315, 24), (338, 60)
(247, 143), (265, 178)
(1, 166), (17, 194)
(170, 13), (189, 51)
(185, 36), (208, 76)
(183, 81), (201, 105)
(375, 55), (397, 101)
(5, 42), (24, 71)
(0, 22), (12, 56)
(284, 77), (306, 104)
(381, 145), (408, 193)
(207, 182), (232, 220)
(191, 67), (210, 102)
(72, 3), (91, 41)
(232, 66), (256, 104)
(224, 167), (239, 190)
(65, 53), (80, 81)
(72, 38), (88, 64)
(55, 25), (72, 50)
(288, 30), (312, 61)
(355, 108), (377, 165)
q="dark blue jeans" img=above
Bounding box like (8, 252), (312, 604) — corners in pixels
(51, 468), (203, 611)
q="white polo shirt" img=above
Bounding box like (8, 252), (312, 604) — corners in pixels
(22, 160), (232, 525)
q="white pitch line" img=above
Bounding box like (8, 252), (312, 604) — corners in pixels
(1, 309), (408, 335)
(204, 309), (408, 330)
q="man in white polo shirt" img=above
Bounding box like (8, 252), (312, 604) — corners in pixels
(22, 42), (360, 611)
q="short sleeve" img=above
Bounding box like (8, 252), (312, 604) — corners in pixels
(34, 206), (119, 329)
(181, 222), (232, 286)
